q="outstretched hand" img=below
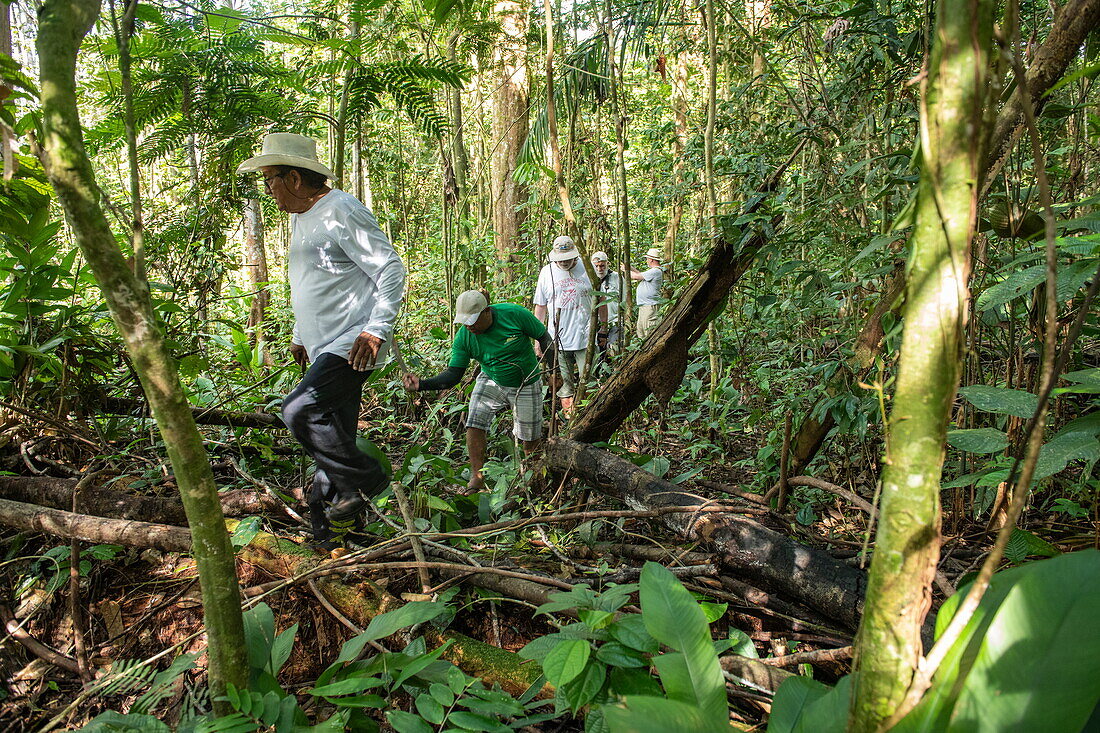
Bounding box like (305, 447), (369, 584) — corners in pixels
(349, 331), (383, 371)
(401, 373), (420, 392)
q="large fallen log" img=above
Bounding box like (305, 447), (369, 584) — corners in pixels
(547, 438), (867, 632)
(0, 497), (192, 552)
(568, 142), (804, 444)
(99, 396), (282, 428)
(0, 476), (291, 524)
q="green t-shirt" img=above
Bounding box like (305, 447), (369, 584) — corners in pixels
(448, 303), (547, 388)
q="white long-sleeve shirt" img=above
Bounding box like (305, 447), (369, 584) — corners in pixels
(289, 189), (405, 364)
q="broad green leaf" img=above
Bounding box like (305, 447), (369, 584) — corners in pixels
(542, 639), (591, 687)
(975, 266), (1045, 311)
(387, 710), (433, 733)
(415, 692), (445, 724)
(429, 682), (455, 707)
(307, 673), (385, 696)
(946, 428), (1009, 454)
(949, 551), (1100, 732)
(595, 642), (649, 668)
(609, 666), (663, 697)
(561, 660), (606, 713)
(1061, 368), (1100, 385)
(958, 385), (1038, 418)
(769, 675), (851, 733)
(639, 562), (728, 727)
(727, 629), (757, 659)
(602, 695), (731, 733)
(447, 711), (510, 732)
(609, 615), (658, 653)
(338, 602), (445, 662)
(1033, 432), (1100, 481)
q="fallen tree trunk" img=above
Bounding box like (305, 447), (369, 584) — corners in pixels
(568, 142), (804, 444)
(0, 476), (294, 524)
(0, 497), (192, 552)
(547, 438), (867, 631)
(99, 396), (282, 429)
(236, 528), (546, 697)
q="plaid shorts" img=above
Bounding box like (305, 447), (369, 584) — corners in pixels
(466, 374), (543, 441)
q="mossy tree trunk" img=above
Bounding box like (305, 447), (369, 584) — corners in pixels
(848, 0), (993, 728)
(36, 0), (248, 704)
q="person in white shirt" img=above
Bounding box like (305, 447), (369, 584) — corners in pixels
(590, 250), (622, 356)
(626, 247), (664, 339)
(533, 236), (593, 416)
(237, 133), (405, 547)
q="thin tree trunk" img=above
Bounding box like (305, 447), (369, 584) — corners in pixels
(490, 0), (529, 284)
(109, 0), (145, 282)
(36, 0), (248, 705)
(848, 0), (993, 727)
(0, 1), (14, 180)
(243, 194), (272, 364)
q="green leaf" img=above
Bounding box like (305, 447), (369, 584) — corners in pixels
(602, 695), (730, 733)
(698, 602), (727, 623)
(307, 674), (385, 697)
(975, 266), (1045, 311)
(386, 710), (433, 733)
(640, 565), (727, 727)
(447, 711), (510, 732)
(230, 516), (261, 548)
(958, 385), (1038, 418)
(609, 666), (662, 697)
(415, 692), (445, 724)
(338, 602), (445, 662)
(430, 682), (455, 707)
(561, 660), (607, 713)
(609, 615), (658, 653)
(1033, 432), (1100, 481)
(726, 629), (757, 659)
(595, 642), (650, 668)
(542, 639), (591, 687)
(769, 675), (851, 733)
(946, 428), (1010, 454)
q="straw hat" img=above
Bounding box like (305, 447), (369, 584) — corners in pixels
(549, 236), (580, 262)
(236, 133), (336, 180)
(643, 247), (663, 263)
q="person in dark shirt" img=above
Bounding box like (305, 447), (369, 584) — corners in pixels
(402, 291), (555, 493)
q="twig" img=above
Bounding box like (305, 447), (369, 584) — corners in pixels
(784, 476), (875, 517)
(228, 456), (306, 525)
(69, 468), (102, 684)
(0, 603), (80, 674)
(776, 413), (792, 511)
(358, 561), (574, 590)
(390, 483), (432, 594)
(757, 645), (852, 667)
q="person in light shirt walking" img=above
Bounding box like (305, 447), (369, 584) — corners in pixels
(626, 247), (664, 339)
(533, 236), (593, 416)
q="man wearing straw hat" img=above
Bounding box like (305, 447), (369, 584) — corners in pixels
(625, 247), (665, 339)
(402, 290), (554, 494)
(237, 132), (405, 546)
(533, 235), (594, 417)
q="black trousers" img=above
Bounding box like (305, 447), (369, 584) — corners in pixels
(281, 353), (386, 541)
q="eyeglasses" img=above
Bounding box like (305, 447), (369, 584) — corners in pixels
(262, 172), (288, 193)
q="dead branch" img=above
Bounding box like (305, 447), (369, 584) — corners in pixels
(0, 498), (191, 552)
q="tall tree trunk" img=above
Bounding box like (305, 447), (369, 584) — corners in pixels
(36, 0), (248, 706)
(0, 0), (14, 181)
(662, 35), (689, 264)
(702, 0), (721, 399)
(243, 194), (271, 364)
(490, 0), (529, 284)
(109, 0), (145, 282)
(848, 0), (993, 728)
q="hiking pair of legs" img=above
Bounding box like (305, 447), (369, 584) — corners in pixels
(464, 374), (543, 492)
(282, 353), (388, 546)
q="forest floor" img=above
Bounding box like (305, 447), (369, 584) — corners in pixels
(0, 391), (1094, 731)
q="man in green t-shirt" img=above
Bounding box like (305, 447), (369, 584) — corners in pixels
(403, 290), (555, 493)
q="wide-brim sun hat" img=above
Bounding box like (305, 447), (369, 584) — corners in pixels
(454, 290), (489, 326)
(549, 235), (579, 262)
(236, 132), (337, 181)
(643, 247), (663, 262)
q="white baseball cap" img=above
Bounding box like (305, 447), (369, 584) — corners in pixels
(453, 290), (488, 326)
(590, 251), (609, 262)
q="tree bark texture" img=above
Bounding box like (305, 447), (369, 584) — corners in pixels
(0, 497), (193, 552)
(36, 0), (248, 700)
(243, 195), (271, 356)
(983, 0), (1100, 192)
(567, 142), (802, 443)
(0, 476), (291, 525)
(99, 396), (282, 428)
(849, 0), (992, 727)
(489, 0), (529, 284)
(546, 438), (868, 631)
